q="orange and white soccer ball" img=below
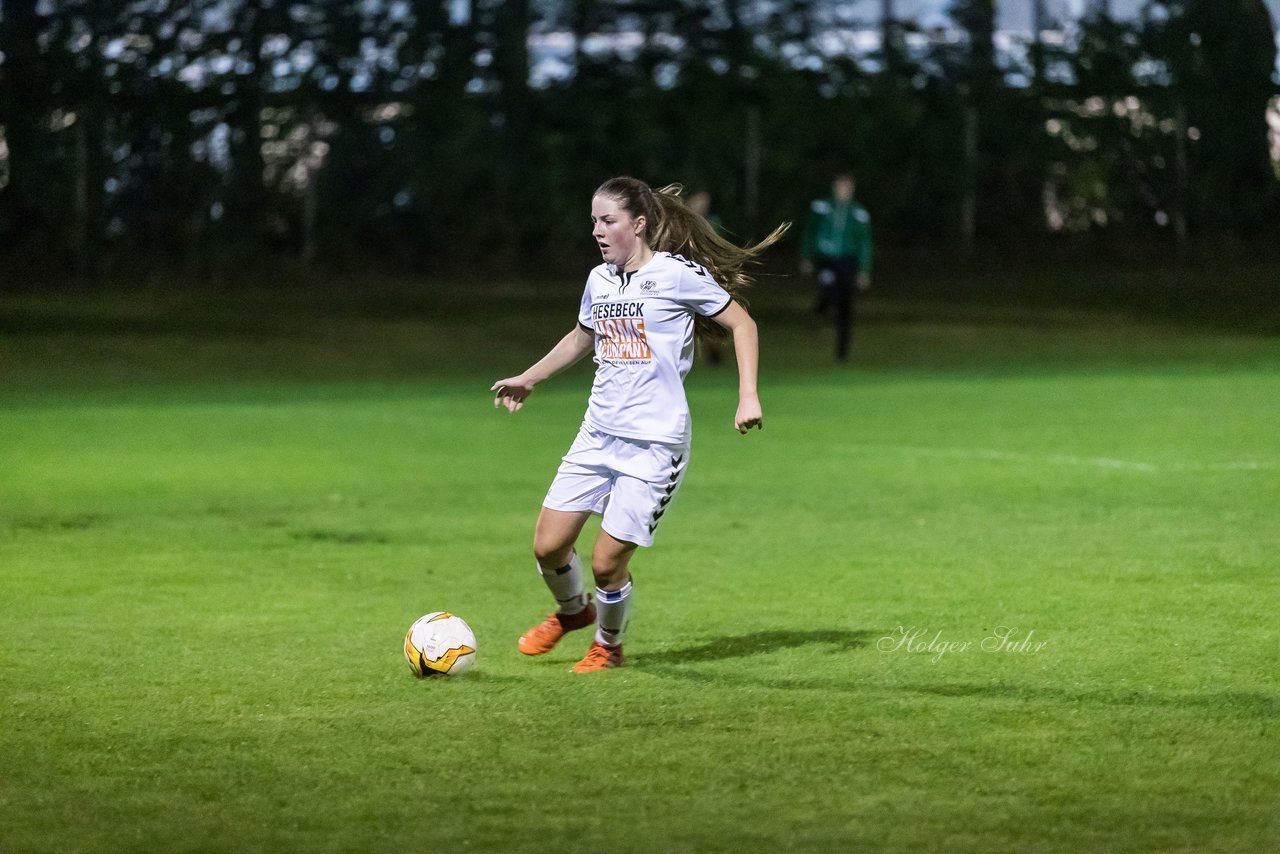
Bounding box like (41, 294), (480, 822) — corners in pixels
(404, 612), (476, 677)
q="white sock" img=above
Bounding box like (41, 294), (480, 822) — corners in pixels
(595, 581), (632, 647)
(537, 552), (587, 615)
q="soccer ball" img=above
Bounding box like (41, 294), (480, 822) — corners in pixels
(404, 612), (477, 677)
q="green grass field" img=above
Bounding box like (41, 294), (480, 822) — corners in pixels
(2, 276), (1278, 852)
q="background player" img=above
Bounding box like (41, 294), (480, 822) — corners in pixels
(801, 171), (873, 361)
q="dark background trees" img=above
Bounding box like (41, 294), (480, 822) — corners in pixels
(0, 0), (1276, 283)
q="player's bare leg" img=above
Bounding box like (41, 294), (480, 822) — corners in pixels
(533, 507), (590, 570)
(572, 530), (637, 672)
(519, 508), (595, 655)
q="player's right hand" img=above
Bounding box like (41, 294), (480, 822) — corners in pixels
(491, 376), (534, 412)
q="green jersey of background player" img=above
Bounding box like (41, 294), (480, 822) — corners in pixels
(801, 172), (873, 361)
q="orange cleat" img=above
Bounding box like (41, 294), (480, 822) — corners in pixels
(518, 601), (596, 656)
(571, 641), (623, 673)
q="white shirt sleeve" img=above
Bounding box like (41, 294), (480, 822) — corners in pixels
(577, 280), (594, 330)
(676, 262), (732, 317)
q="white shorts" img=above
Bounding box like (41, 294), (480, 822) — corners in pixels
(543, 425), (690, 547)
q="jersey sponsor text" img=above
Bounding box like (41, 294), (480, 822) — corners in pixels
(595, 315), (651, 362)
(591, 301), (645, 321)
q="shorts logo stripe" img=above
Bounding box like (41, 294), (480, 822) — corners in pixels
(648, 453), (685, 535)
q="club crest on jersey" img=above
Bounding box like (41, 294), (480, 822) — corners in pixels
(638, 279), (658, 294)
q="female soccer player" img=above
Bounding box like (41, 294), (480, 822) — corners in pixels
(491, 176), (786, 672)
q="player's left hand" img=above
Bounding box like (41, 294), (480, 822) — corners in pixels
(735, 397), (763, 434)
(856, 272), (871, 292)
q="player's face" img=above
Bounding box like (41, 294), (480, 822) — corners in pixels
(833, 177), (855, 201)
(591, 194), (646, 267)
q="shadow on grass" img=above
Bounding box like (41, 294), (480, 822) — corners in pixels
(289, 528), (391, 545)
(10, 512), (110, 531)
(632, 629), (874, 667)
(632, 633), (1278, 719)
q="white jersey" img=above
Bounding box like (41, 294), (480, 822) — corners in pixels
(576, 251), (731, 444)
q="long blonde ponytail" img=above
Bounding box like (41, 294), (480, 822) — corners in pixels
(594, 177), (790, 340)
